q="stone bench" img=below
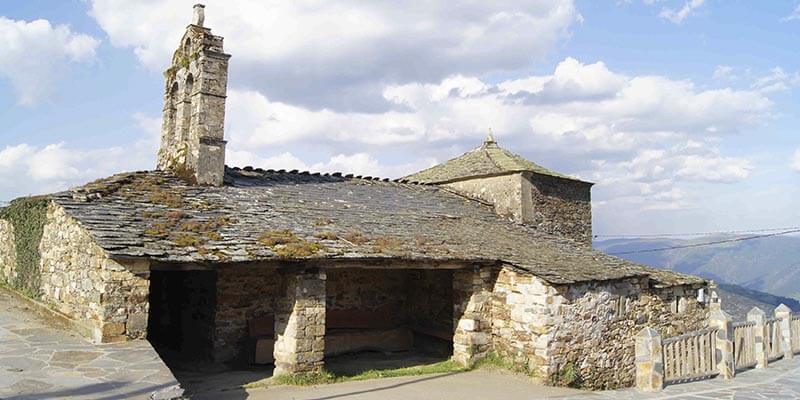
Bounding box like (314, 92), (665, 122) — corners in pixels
(325, 309), (413, 356)
(248, 315), (275, 365)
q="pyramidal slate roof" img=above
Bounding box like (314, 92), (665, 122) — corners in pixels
(403, 136), (591, 185)
(48, 167), (701, 287)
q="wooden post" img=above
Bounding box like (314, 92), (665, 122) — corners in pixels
(747, 307), (768, 369)
(775, 304), (794, 360)
(709, 310), (735, 379)
(636, 327), (664, 391)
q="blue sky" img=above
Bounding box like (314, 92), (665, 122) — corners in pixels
(1, 0), (800, 237)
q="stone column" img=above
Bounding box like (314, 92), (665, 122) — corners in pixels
(709, 309), (735, 379)
(635, 327), (664, 391)
(747, 307), (768, 369)
(708, 281), (721, 312)
(452, 266), (493, 367)
(774, 304), (794, 360)
(273, 269), (326, 376)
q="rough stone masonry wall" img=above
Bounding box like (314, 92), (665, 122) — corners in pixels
(39, 203), (149, 343)
(444, 174), (529, 223)
(407, 270), (454, 334)
(491, 267), (707, 389)
(0, 219), (15, 284)
(526, 173), (592, 245)
(326, 268), (408, 319)
(214, 265), (283, 363)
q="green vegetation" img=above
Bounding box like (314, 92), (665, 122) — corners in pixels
(554, 361), (581, 388)
(251, 359), (466, 389)
(258, 230), (327, 258)
(0, 197), (49, 298)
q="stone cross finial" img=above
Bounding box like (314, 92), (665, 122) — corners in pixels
(485, 128), (496, 145)
(192, 4), (205, 26)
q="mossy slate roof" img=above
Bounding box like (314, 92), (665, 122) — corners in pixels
(50, 168), (700, 287)
(403, 139), (591, 184)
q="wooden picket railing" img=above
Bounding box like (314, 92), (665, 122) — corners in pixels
(662, 328), (718, 383)
(637, 305), (800, 391)
(766, 317), (783, 361)
(733, 320), (757, 370)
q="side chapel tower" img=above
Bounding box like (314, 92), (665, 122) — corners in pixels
(157, 4), (230, 186)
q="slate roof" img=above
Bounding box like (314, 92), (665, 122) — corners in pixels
(49, 167), (701, 287)
(403, 137), (591, 185)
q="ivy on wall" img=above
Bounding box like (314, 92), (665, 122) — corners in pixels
(0, 196), (49, 298)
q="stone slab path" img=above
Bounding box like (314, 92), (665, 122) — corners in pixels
(555, 356), (800, 400)
(0, 287), (182, 400)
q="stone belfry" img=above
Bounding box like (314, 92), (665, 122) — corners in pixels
(157, 4), (230, 186)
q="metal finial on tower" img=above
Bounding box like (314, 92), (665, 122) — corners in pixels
(192, 4), (205, 27)
(485, 127), (496, 145)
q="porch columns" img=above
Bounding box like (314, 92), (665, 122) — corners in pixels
(273, 269), (326, 376)
(453, 265), (494, 367)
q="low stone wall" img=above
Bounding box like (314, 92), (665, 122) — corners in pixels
(490, 266), (707, 389)
(214, 265), (283, 362)
(0, 219), (15, 284)
(39, 203), (149, 343)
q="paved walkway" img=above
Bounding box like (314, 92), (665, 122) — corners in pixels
(555, 356), (800, 400)
(0, 287), (182, 400)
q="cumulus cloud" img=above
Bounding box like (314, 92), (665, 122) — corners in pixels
(658, 0), (705, 24)
(214, 57), (769, 220)
(88, 0), (580, 112)
(0, 17), (99, 105)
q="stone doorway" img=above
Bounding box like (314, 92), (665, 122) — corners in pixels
(147, 270), (217, 364)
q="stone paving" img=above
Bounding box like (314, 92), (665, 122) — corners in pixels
(555, 355), (800, 400)
(0, 287), (182, 400)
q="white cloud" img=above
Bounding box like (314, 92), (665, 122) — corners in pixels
(751, 67), (800, 94)
(659, 0), (705, 24)
(0, 17), (99, 105)
(88, 0), (580, 111)
(792, 149), (800, 172)
(713, 65), (735, 80)
(782, 5), (800, 22)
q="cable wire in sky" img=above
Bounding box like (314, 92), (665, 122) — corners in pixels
(607, 229), (800, 256)
(594, 226), (800, 239)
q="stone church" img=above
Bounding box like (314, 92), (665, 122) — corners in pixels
(0, 5), (709, 389)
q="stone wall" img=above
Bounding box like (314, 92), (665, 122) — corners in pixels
(444, 174), (529, 222)
(0, 219), (15, 284)
(490, 266), (707, 389)
(326, 269), (408, 313)
(39, 203), (149, 343)
(526, 173), (592, 245)
(407, 270), (453, 334)
(214, 265), (283, 362)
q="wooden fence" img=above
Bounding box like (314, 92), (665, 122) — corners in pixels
(733, 320), (756, 370)
(766, 317), (783, 362)
(662, 328), (718, 383)
(636, 305), (800, 391)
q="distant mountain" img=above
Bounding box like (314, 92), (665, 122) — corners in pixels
(594, 235), (800, 313)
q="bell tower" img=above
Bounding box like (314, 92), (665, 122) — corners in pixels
(157, 4), (230, 186)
